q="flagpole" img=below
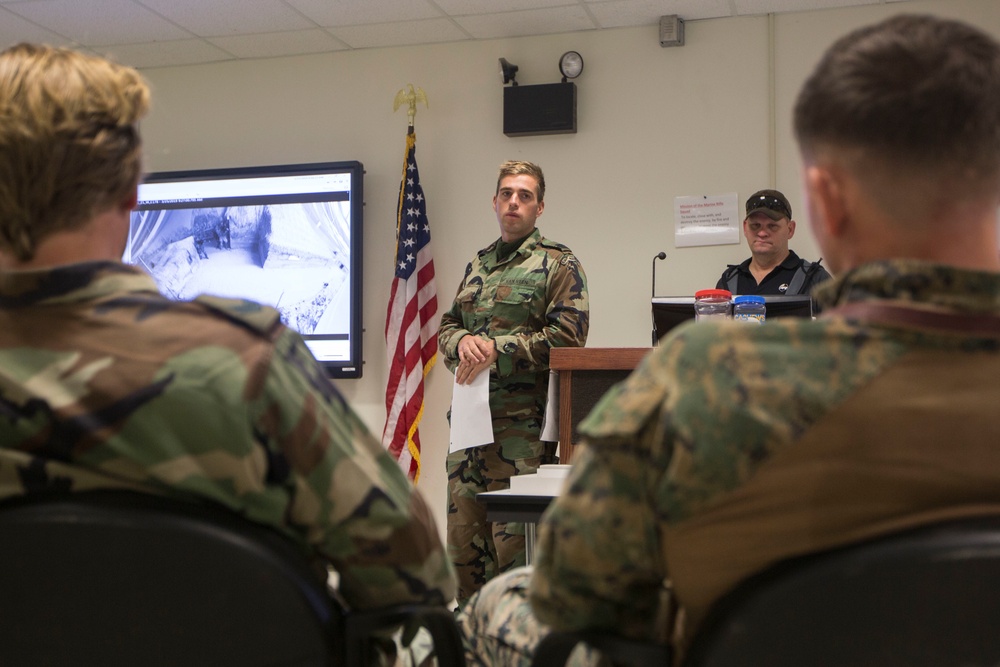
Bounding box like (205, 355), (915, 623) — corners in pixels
(384, 85), (436, 483)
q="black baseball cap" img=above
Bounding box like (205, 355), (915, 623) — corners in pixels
(745, 189), (792, 221)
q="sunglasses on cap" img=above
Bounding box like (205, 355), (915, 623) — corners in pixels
(745, 194), (791, 220)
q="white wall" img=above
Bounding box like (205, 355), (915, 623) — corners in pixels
(137, 0), (1000, 539)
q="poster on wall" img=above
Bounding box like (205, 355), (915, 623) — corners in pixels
(674, 192), (740, 247)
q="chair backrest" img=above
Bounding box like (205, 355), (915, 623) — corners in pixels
(0, 489), (466, 667)
(0, 489), (336, 666)
(684, 516), (1000, 667)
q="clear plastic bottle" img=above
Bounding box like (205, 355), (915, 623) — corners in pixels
(693, 289), (732, 321)
(733, 295), (766, 324)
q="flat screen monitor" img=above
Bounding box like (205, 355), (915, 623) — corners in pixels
(651, 295), (814, 343)
(124, 161), (365, 379)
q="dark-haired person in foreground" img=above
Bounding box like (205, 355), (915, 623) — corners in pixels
(459, 13), (1000, 666)
(0, 42), (455, 623)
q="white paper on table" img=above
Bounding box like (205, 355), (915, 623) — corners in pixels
(539, 369), (559, 442)
(448, 371), (494, 453)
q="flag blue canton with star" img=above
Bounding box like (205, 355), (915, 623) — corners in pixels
(396, 148), (430, 279)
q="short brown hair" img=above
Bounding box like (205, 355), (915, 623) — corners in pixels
(0, 43), (150, 261)
(496, 160), (545, 202)
(794, 14), (1000, 196)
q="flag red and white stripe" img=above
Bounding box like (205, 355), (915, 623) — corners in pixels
(382, 130), (437, 482)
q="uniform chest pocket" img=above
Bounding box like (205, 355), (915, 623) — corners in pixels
(492, 280), (545, 327)
(457, 283), (481, 308)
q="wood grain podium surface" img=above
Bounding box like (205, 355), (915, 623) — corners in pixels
(549, 347), (651, 463)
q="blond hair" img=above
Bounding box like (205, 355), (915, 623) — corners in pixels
(496, 160), (545, 202)
(0, 43), (150, 261)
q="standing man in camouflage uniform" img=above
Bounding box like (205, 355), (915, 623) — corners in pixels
(459, 14), (1000, 666)
(0, 43), (455, 614)
(439, 160), (588, 605)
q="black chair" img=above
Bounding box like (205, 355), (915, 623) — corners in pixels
(532, 516), (1000, 667)
(0, 489), (464, 667)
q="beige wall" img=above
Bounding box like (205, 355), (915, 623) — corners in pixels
(137, 0), (1000, 539)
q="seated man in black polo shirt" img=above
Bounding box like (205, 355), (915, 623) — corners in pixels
(717, 189), (831, 295)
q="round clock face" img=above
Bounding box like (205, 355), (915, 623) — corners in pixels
(560, 51), (583, 79)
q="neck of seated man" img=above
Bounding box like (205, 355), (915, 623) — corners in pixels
(749, 248), (791, 283)
(0, 206), (130, 272)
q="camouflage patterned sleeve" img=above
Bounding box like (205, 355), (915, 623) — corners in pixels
(529, 347), (672, 638)
(438, 262), (474, 374)
(253, 328), (457, 609)
(529, 423), (667, 639)
(493, 251), (589, 377)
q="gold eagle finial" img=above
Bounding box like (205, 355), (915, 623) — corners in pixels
(393, 84), (428, 127)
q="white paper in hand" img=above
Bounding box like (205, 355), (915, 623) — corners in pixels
(449, 370), (494, 453)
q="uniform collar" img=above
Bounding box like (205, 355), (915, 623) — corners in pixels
(480, 228), (543, 266)
(814, 259), (1000, 314)
(0, 261), (158, 308)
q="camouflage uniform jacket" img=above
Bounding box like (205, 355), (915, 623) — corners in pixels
(438, 228), (589, 420)
(530, 259), (1000, 654)
(0, 261), (456, 610)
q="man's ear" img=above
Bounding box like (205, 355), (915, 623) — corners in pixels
(805, 165), (848, 239)
(536, 200), (544, 217)
(122, 187), (138, 212)
(787, 219), (796, 239)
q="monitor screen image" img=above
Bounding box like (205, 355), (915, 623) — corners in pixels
(124, 161), (365, 379)
(651, 295), (814, 343)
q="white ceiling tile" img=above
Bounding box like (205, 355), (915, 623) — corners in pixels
(733, 0), (878, 15)
(285, 0), (443, 27)
(432, 0), (573, 16)
(5, 0), (193, 46)
(587, 0), (733, 28)
(136, 0), (315, 37)
(100, 38), (234, 68)
(329, 18), (470, 49)
(0, 7), (73, 49)
(207, 28), (348, 58)
(1, 0), (925, 64)
(454, 6), (597, 40)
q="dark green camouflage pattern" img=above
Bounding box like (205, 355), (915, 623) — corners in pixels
(446, 435), (556, 603)
(0, 261), (456, 611)
(439, 228), (589, 423)
(439, 228), (588, 603)
(460, 260), (1000, 661)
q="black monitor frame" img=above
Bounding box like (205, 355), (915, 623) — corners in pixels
(125, 160), (365, 379)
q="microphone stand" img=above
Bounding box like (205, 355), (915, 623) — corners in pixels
(651, 252), (667, 346)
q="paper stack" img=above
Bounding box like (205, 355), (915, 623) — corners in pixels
(509, 464), (572, 496)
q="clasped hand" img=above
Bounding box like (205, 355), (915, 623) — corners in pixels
(456, 335), (497, 385)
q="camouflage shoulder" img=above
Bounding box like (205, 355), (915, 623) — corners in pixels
(537, 237), (582, 268)
(537, 236), (573, 254)
(193, 294), (284, 337)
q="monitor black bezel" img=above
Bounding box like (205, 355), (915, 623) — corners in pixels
(131, 160), (365, 379)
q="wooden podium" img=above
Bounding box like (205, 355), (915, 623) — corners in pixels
(548, 347), (651, 463)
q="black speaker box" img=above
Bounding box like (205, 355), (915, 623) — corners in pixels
(503, 82), (577, 137)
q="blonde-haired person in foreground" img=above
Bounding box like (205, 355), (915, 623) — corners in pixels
(0, 43), (455, 648)
(459, 13), (1000, 666)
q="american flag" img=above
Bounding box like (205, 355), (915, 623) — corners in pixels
(382, 130), (437, 482)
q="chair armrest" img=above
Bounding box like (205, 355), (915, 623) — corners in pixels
(343, 604), (465, 667)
